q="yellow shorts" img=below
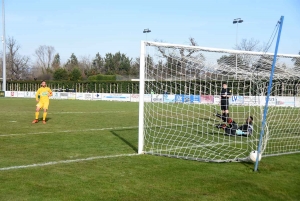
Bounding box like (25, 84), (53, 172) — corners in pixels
(36, 101), (49, 110)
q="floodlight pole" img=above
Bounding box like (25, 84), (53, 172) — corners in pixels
(233, 18), (243, 79)
(143, 28), (151, 41)
(2, 0), (6, 91)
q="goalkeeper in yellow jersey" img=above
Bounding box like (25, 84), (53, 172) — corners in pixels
(32, 80), (53, 124)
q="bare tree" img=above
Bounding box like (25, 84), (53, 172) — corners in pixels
(78, 55), (93, 80)
(234, 38), (267, 74)
(235, 38), (261, 51)
(34, 45), (55, 74)
(6, 37), (30, 80)
(155, 37), (205, 80)
(292, 51), (300, 73)
(221, 38), (292, 80)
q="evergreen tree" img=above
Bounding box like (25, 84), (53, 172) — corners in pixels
(52, 53), (61, 70)
(53, 68), (68, 80)
(69, 68), (82, 81)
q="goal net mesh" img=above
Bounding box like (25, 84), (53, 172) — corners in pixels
(140, 41), (300, 162)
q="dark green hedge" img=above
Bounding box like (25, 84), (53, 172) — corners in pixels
(87, 74), (117, 81)
(1, 79), (299, 96)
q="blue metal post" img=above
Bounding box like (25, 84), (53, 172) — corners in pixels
(254, 16), (284, 171)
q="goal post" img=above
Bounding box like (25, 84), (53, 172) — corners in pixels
(138, 40), (300, 163)
(138, 41), (146, 154)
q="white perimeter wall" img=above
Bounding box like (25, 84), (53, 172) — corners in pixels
(3, 91), (300, 107)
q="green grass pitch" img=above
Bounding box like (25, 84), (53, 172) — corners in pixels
(0, 98), (299, 200)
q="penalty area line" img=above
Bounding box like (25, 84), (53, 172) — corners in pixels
(0, 126), (139, 137)
(0, 153), (139, 171)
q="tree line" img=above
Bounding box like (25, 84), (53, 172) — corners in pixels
(0, 36), (299, 81)
(0, 37), (140, 81)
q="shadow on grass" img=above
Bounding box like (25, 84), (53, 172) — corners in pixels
(110, 129), (138, 153)
(241, 161), (258, 172)
(35, 117), (52, 122)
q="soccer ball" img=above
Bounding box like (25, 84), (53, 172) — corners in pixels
(249, 151), (262, 162)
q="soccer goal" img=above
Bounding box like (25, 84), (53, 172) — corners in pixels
(138, 40), (300, 162)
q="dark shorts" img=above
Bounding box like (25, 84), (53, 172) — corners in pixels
(224, 123), (237, 135)
(224, 127), (235, 135)
(221, 99), (229, 111)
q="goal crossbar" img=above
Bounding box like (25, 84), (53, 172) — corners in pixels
(144, 41), (300, 58)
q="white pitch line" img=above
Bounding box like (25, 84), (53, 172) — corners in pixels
(0, 126), (138, 137)
(0, 131), (54, 137)
(48, 111), (127, 114)
(0, 153), (139, 171)
(4, 111), (127, 115)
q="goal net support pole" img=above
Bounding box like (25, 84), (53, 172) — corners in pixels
(254, 16), (284, 171)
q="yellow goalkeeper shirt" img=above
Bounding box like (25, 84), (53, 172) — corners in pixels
(36, 87), (53, 102)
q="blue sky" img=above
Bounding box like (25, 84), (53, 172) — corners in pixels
(3, 0), (300, 63)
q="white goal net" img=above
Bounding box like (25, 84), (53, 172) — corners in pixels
(138, 41), (300, 162)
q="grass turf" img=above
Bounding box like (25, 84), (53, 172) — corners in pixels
(0, 98), (299, 201)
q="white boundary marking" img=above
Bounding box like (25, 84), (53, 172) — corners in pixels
(6, 111), (127, 115)
(48, 111), (127, 114)
(0, 153), (139, 171)
(0, 126), (138, 137)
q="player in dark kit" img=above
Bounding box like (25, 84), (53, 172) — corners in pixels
(220, 83), (231, 122)
(215, 113), (253, 136)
